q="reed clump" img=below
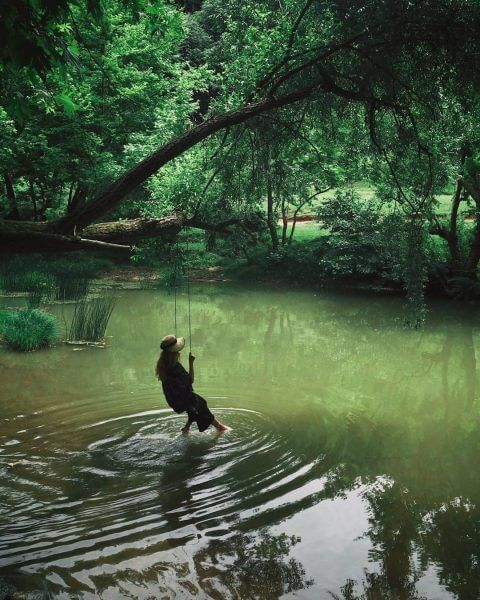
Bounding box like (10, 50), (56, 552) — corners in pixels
(67, 294), (116, 342)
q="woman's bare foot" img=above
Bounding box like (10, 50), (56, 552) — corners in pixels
(212, 419), (230, 432)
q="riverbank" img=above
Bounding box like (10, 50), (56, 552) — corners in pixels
(93, 260), (413, 306)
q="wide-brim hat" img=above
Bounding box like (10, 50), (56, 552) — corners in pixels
(160, 334), (185, 353)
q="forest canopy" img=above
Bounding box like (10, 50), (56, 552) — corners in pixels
(2, 0), (480, 305)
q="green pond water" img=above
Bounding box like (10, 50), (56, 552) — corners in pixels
(1, 285), (480, 599)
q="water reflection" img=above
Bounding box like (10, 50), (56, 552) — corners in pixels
(1, 286), (480, 598)
(194, 530), (314, 599)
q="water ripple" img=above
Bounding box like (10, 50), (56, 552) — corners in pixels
(0, 399), (324, 596)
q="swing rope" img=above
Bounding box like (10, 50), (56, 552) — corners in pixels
(186, 236), (192, 352)
(172, 234), (192, 351)
(173, 237), (178, 335)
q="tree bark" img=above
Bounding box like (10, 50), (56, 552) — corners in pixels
(281, 198), (288, 245)
(81, 215), (184, 244)
(0, 229), (131, 254)
(429, 151), (468, 273)
(266, 175), (279, 251)
(3, 174), (19, 220)
(447, 178), (463, 268)
(467, 218), (480, 274)
(29, 179), (38, 222)
(461, 177), (480, 273)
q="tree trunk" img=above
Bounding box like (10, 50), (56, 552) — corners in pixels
(467, 214), (480, 274)
(288, 207), (301, 244)
(447, 178), (463, 268)
(3, 174), (19, 220)
(38, 183), (49, 220)
(205, 231), (217, 251)
(81, 215), (184, 244)
(281, 198), (288, 245)
(462, 177), (480, 274)
(29, 179), (38, 222)
(429, 155), (467, 273)
(267, 175), (279, 251)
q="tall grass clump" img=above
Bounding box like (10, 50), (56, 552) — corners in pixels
(0, 254), (113, 303)
(51, 255), (111, 300)
(0, 268), (56, 308)
(0, 309), (59, 351)
(56, 277), (90, 301)
(67, 294), (116, 342)
(21, 272), (56, 307)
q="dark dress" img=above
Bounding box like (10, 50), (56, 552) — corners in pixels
(162, 362), (215, 432)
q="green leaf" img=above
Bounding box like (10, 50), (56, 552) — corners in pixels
(56, 93), (78, 115)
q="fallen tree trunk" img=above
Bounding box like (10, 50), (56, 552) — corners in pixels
(0, 230), (131, 254)
(81, 215), (184, 244)
(0, 213), (262, 253)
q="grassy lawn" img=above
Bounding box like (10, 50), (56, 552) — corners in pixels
(285, 181), (464, 220)
(285, 222), (323, 242)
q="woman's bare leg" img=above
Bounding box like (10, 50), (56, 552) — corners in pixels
(181, 418), (193, 433)
(212, 418), (230, 432)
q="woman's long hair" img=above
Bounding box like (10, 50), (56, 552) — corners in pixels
(155, 350), (179, 382)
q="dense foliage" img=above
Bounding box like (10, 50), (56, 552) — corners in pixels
(2, 0), (480, 312)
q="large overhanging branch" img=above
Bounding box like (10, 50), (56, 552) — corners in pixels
(54, 84), (324, 233)
(52, 72), (398, 234)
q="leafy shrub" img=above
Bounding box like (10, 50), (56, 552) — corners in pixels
(0, 309), (59, 351)
(316, 189), (406, 281)
(0, 268), (56, 307)
(131, 238), (174, 266)
(0, 256), (36, 291)
(0, 310), (12, 330)
(47, 254), (113, 280)
(241, 241), (324, 284)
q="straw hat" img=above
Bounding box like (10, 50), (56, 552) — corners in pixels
(160, 334), (185, 353)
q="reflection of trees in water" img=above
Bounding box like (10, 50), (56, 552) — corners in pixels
(421, 499), (480, 599)
(277, 321), (480, 600)
(330, 574), (426, 600)
(326, 469), (480, 599)
(357, 482), (426, 600)
(153, 430), (314, 599)
(193, 530), (313, 599)
(85, 530), (313, 599)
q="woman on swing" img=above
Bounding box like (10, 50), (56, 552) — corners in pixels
(156, 334), (229, 433)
